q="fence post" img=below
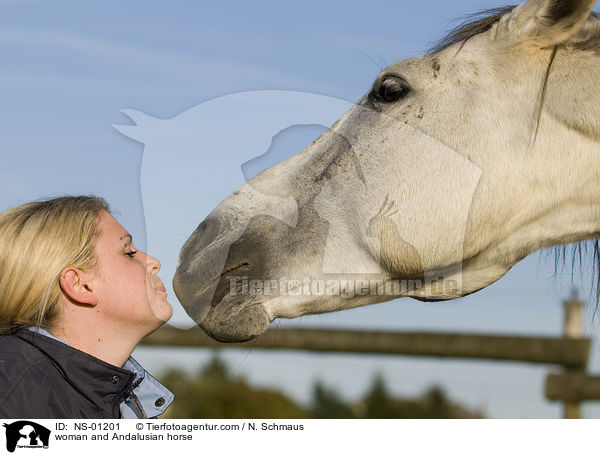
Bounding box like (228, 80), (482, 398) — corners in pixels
(563, 293), (584, 419)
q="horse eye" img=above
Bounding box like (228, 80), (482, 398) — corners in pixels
(377, 77), (409, 102)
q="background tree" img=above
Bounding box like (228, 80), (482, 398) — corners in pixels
(159, 356), (484, 419)
(160, 354), (309, 418)
(311, 380), (355, 418)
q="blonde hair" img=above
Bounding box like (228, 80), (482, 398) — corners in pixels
(0, 196), (109, 335)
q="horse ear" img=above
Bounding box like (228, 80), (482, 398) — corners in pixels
(501, 0), (596, 47)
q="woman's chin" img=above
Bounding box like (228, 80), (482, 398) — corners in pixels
(151, 297), (174, 326)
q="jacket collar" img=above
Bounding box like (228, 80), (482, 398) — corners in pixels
(16, 329), (134, 417)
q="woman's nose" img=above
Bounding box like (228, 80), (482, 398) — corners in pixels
(144, 252), (161, 274)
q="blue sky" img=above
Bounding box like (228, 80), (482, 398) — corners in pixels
(2, 0), (600, 418)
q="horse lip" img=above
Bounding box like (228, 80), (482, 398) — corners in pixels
(199, 296), (271, 342)
(195, 262), (251, 300)
(221, 262), (251, 276)
(174, 262), (250, 310)
(175, 261), (266, 329)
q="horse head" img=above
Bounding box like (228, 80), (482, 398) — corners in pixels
(174, 0), (600, 342)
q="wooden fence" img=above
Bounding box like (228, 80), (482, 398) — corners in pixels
(140, 298), (598, 418)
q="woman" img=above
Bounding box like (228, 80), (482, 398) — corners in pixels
(0, 196), (174, 418)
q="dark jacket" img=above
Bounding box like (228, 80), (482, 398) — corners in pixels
(0, 329), (138, 418)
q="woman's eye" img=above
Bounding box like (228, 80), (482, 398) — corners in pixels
(377, 77), (410, 102)
(125, 251), (138, 258)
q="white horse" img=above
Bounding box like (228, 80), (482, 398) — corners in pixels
(174, 0), (600, 342)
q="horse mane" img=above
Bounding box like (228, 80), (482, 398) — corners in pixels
(430, 5), (600, 53)
(551, 241), (600, 309)
(432, 5), (600, 306)
(431, 6), (517, 53)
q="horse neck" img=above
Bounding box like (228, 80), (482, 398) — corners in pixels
(505, 114), (600, 263)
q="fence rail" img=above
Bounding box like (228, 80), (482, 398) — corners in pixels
(546, 372), (600, 402)
(139, 298), (598, 418)
(142, 326), (590, 368)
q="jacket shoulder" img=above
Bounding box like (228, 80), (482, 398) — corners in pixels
(0, 334), (52, 387)
(0, 334), (101, 418)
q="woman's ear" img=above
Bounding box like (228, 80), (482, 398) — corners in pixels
(59, 268), (98, 306)
(498, 0), (596, 48)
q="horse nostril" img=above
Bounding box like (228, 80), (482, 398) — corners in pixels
(179, 217), (221, 268)
(192, 217), (221, 250)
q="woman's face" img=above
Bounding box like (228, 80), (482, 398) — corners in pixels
(91, 210), (173, 331)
